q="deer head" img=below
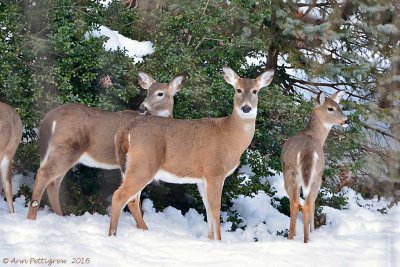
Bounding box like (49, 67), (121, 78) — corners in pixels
(223, 67), (274, 119)
(137, 71), (186, 117)
(314, 90), (349, 129)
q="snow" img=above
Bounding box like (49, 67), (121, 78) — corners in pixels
(97, 0), (114, 7)
(11, 173), (34, 195)
(86, 25), (154, 63)
(1, 171), (398, 267)
(0, 173), (34, 196)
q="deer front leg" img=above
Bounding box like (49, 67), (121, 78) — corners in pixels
(197, 182), (214, 239)
(205, 177), (224, 240)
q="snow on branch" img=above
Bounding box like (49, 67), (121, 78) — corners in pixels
(86, 25), (155, 63)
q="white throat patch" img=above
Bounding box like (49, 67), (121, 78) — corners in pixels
(323, 122), (334, 130)
(156, 110), (171, 117)
(235, 106), (257, 119)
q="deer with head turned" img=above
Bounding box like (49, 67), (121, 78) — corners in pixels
(99, 74), (113, 89)
(27, 72), (186, 225)
(109, 67), (274, 240)
(281, 90), (348, 243)
(0, 103), (22, 214)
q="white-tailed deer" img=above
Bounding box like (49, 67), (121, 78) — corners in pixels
(0, 103), (22, 213)
(281, 91), (348, 243)
(110, 67), (274, 240)
(27, 72), (186, 223)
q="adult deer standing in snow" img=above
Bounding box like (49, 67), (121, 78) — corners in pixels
(281, 91), (348, 243)
(0, 103), (22, 213)
(27, 72), (186, 224)
(110, 67), (274, 240)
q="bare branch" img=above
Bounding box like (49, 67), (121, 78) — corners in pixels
(362, 123), (400, 142)
(290, 78), (371, 100)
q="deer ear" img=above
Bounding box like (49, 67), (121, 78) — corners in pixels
(138, 71), (156, 90)
(223, 66), (240, 87)
(169, 74), (186, 95)
(257, 70), (274, 89)
(330, 90), (345, 103)
(316, 91), (326, 105)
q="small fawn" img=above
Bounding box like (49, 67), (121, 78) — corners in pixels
(27, 72), (186, 222)
(0, 103), (22, 214)
(110, 67), (274, 240)
(281, 90), (348, 243)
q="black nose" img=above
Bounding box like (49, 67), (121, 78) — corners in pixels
(138, 105), (148, 114)
(344, 119), (349, 124)
(241, 105), (252, 113)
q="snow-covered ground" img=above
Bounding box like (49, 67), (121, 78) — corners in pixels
(0, 173), (398, 267)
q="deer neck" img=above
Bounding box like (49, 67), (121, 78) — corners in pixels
(222, 108), (256, 151)
(304, 112), (331, 145)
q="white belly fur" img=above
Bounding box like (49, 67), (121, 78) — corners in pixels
(154, 169), (203, 184)
(78, 152), (119, 170)
(153, 166), (238, 185)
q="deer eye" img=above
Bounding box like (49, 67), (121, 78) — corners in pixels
(236, 89), (242, 93)
(252, 90), (258, 94)
(157, 92), (164, 97)
(327, 107), (334, 112)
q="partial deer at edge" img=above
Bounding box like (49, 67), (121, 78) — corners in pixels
(0, 103), (22, 214)
(27, 72), (186, 223)
(110, 67), (274, 240)
(281, 91), (348, 243)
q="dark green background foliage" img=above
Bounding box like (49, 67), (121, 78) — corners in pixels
(0, 0), (398, 230)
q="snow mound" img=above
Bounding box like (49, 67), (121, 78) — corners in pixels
(0, 183), (398, 267)
(87, 25), (154, 63)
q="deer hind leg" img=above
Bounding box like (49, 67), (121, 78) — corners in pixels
(302, 199), (311, 243)
(27, 145), (82, 220)
(302, 183), (320, 243)
(284, 170), (300, 240)
(307, 181), (321, 234)
(205, 177), (224, 240)
(288, 188), (300, 240)
(46, 174), (66, 216)
(309, 199), (315, 233)
(126, 191), (148, 230)
(109, 166), (153, 236)
(1, 155), (14, 213)
(197, 182), (214, 239)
